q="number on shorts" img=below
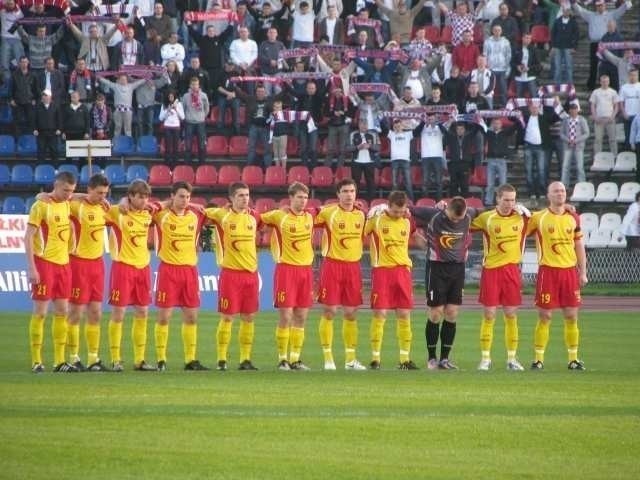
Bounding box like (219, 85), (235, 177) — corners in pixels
(110, 290), (120, 302)
(72, 287), (81, 299)
(319, 288), (326, 300)
(540, 292), (551, 304)
(220, 297), (229, 309)
(371, 293), (378, 305)
(277, 291), (286, 303)
(37, 284), (47, 296)
(157, 291), (166, 303)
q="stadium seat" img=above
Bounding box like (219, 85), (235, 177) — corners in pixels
(241, 165), (264, 186)
(25, 196), (37, 212)
(599, 212), (622, 231)
(286, 136), (299, 158)
(218, 165), (242, 185)
(379, 136), (390, 158)
(0, 134), (15, 156)
(264, 165), (286, 186)
(34, 164), (56, 185)
(194, 165), (217, 186)
(79, 164), (102, 184)
(10, 164), (33, 184)
(148, 164), (172, 186)
(136, 135), (159, 156)
(103, 164), (127, 185)
(617, 182), (640, 202)
(306, 198), (322, 210)
(439, 26), (452, 44)
(57, 164), (79, 179)
(593, 182), (619, 202)
(579, 212), (599, 235)
(209, 196), (228, 207)
(334, 166), (352, 182)
(586, 229), (611, 248)
(612, 151), (637, 172)
(378, 166), (393, 188)
(206, 135), (229, 156)
(16, 134), (37, 156)
(569, 181), (595, 202)
(173, 165), (195, 184)
(530, 25), (550, 44)
(190, 196), (207, 206)
(126, 164), (149, 183)
(469, 166), (486, 187)
(0, 164), (10, 184)
(2, 196), (26, 214)
(287, 165), (310, 184)
(424, 25), (440, 43)
(415, 197), (435, 208)
(253, 197), (276, 214)
(0, 78), (10, 99)
(310, 166), (334, 188)
(228, 136), (249, 156)
(112, 135), (136, 156)
(608, 230), (627, 248)
(0, 104), (12, 124)
(410, 165), (423, 187)
(590, 152), (615, 172)
(323, 198), (338, 205)
(465, 197), (484, 209)
(521, 249), (539, 276)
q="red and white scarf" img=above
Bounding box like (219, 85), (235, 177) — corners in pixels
(346, 16), (384, 48)
(506, 97), (568, 119)
(17, 0), (70, 14)
(269, 110), (316, 142)
(183, 10), (236, 22)
(537, 83), (576, 99)
(350, 83), (390, 94)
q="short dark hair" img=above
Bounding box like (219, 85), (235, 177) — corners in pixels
(228, 181), (249, 197)
(449, 196), (467, 217)
(171, 181), (192, 194)
(388, 190), (408, 207)
(288, 181), (309, 196)
(55, 171), (77, 185)
(336, 178), (357, 194)
(87, 173), (110, 189)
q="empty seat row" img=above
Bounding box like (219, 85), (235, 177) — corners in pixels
(585, 229), (627, 249)
(570, 181), (640, 203)
(579, 212), (623, 235)
(590, 151), (637, 173)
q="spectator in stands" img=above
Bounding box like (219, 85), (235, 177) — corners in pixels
(267, 99), (290, 169)
(490, 3), (520, 47)
(417, 113), (447, 201)
(34, 89), (62, 164)
(512, 32), (541, 99)
(629, 113), (640, 182)
(114, 25), (145, 69)
(469, 55), (496, 108)
(62, 91), (90, 142)
(522, 102), (552, 199)
(443, 65), (467, 110)
(135, 69), (169, 137)
(426, 85), (446, 107)
(0, 0), (25, 83)
(437, 1), (476, 47)
(600, 47), (636, 90)
(182, 77), (210, 163)
(10, 56), (38, 135)
(483, 24), (511, 108)
(318, 4), (345, 45)
(348, 118), (379, 201)
(589, 74), (619, 157)
(36, 57), (66, 107)
(620, 69), (640, 151)
(476, 0), (502, 37)
(621, 191), (640, 248)
(238, 83), (273, 167)
(316, 54), (357, 100)
(258, 27), (286, 96)
(188, 22), (233, 100)
(598, 19), (624, 91)
(248, 2), (288, 44)
(324, 87), (353, 169)
(216, 61), (241, 134)
(291, 0), (318, 47)
(229, 25), (258, 75)
(503, 0), (526, 37)
(68, 19), (117, 74)
(463, 81), (489, 167)
(164, 60), (181, 93)
(550, 6), (579, 85)
(68, 58), (93, 104)
(159, 89), (185, 166)
(374, 0), (428, 47)
(389, 86), (422, 133)
(180, 56), (210, 96)
(144, 2), (175, 43)
(89, 92), (111, 140)
(445, 121), (476, 197)
(202, 0), (233, 36)
(98, 74), (147, 137)
(17, 23), (65, 72)
(233, 1), (257, 38)
(161, 31), (186, 72)
(348, 8), (380, 49)
(143, 27), (163, 66)
(573, 0), (631, 90)
(482, 117), (518, 205)
(452, 29), (480, 78)
(351, 46), (398, 86)
(559, 102), (590, 188)
(293, 80), (325, 169)
(396, 55), (442, 104)
(388, 118), (415, 201)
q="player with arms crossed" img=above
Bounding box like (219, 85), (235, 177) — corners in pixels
(205, 182), (262, 371)
(526, 181), (588, 370)
(25, 171), (78, 373)
(315, 178), (367, 370)
(261, 182), (315, 371)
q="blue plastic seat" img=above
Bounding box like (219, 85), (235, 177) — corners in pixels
(0, 104), (12, 124)
(136, 135), (159, 156)
(126, 164), (149, 183)
(57, 163), (80, 179)
(103, 164), (127, 185)
(25, 196), (38, 212)
(79, 164), (102, 184)
(34, 164), (57, 185)
(112, 135), (136, 156)
(2, 196), (26, 214)
(0, 164), (10, 184)
(10, 164), (33, 184)
(0, 76), (11, 98)
(0, 134), (15, 156)
(16, 134), (37, 157)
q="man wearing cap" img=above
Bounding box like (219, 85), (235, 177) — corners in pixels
(560, 102), (590, 188)
(34, 89), (62, 164)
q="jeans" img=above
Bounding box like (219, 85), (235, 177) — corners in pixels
(560, 145), (586, 188)
(216, 96), (240, 132)
(516, 79), (538, 98)
(248, 124), (272, 168)
(184, 121), (206, 163)
(594, 119), (618, 157)
(524, 143), (547, 197)
(553, 48), (574, 84)
(421, 156), (444, 200)
(298, 127), (318, 169)
(493, 71), (508, 108)
(624, 115), (635, 150)
(351, 162), (376, 201)
(0, 38), (24, 81)
(136, 105), (155, 137)
(485, 158), (507, 205)
(391, 159), (414, 200)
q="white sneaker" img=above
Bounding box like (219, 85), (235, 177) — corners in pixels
(477, 359), (492, 371)
(507, 360), (525, 371)
(345, 359), (367, 370)
(427, 358), (439, 370)
(324, 360), (337, 370)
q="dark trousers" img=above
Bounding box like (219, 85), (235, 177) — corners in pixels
(298, 127), (318, 169)
(588, 42), (599, 90)
(164, 127), (180, 164)
(14, 103), (35, 135)
(351, 162), (376, 201)
(636, 144), (640, 183)
(448, 161), (470, 197)
(624, 115), (636, 151)
(184, 122), (206, 163)
(37, 133), (59, 163)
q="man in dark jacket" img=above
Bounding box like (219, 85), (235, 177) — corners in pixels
(180, 56), (210, 96)
(10, 56), (38, 134)
(551, 7), (579, 85)
(62, 91), (90, 141)
(445, 122), (476, 197)
(482, 118), (519, 205)
(236, 83), (273, 167)
(521, 103), (553, 199)
(294, 80), (326, 169)
(36, 57), (66, 106)
(189, 23), (233, 100)
(512, 33), (542, 98)
(34, 89), (63, 164)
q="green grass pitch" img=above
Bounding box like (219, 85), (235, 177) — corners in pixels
(0, 310), (638, 480)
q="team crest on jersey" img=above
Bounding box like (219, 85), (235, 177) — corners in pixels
(170, 224), (176, 231)
(128, 221), (134, 227)
(54, 215), (60, 222)
(188, 225), (195, 231)
(88, 214), (95, 221)
(305, 223), (311, 230)
(382, 227), (389, 234)
(548, 226), (555, 233)
(230, 223), (236, 230)
(339, 222), (345, 229)
(290, 225), (296, 232)
(566, 227), (572, 234)
(495, 226), (501, 233)
(401, 230), (407, 236)
(143, 222), (150, 227)
(355, 223), (361, 229)
(247, 224), (253, 230)
(512, 225), (519, 231)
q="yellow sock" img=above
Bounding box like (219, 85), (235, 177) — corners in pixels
(397, 317), (412, 363)
(564, 320), (579, 362)
(131, 316), (147, 365)
(216, 320), (232, 362)
(238, 321), (254, 362)
(85, 323), (101, 365)
(289, 327), (305, 363)
(534, 320), (550, 363)
(504, 314), (518, 362)
(480, 317), (494, 361)
(276, 326), (290, 361)
(67, 323), (80, 362)
(318, 315), (334, 362)
(369, 315), (385, 362)
(182, 323), (197, 364)
(109, 321), (123, 363)
(155, 323), (169, 363)
(343, 319), (358, 363)
(29, 314), (45, 365)
(52, 314), (68, 365)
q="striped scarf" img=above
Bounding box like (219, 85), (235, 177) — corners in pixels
(69, 68), (92, 92)
(230, 75), (281, 84)
(346, 16), (384, 47)
(17, 0), (70, 14)
(269, 110), (316, 142)
(183, 10), (235, 22)
(329, 93), (350, 111)
(476, 110), (525, 127)
(350, 83), (390, 94)
(120, 39), (138, 65)
(506, 97), (568, 119)
(537, 83), (576, 99)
